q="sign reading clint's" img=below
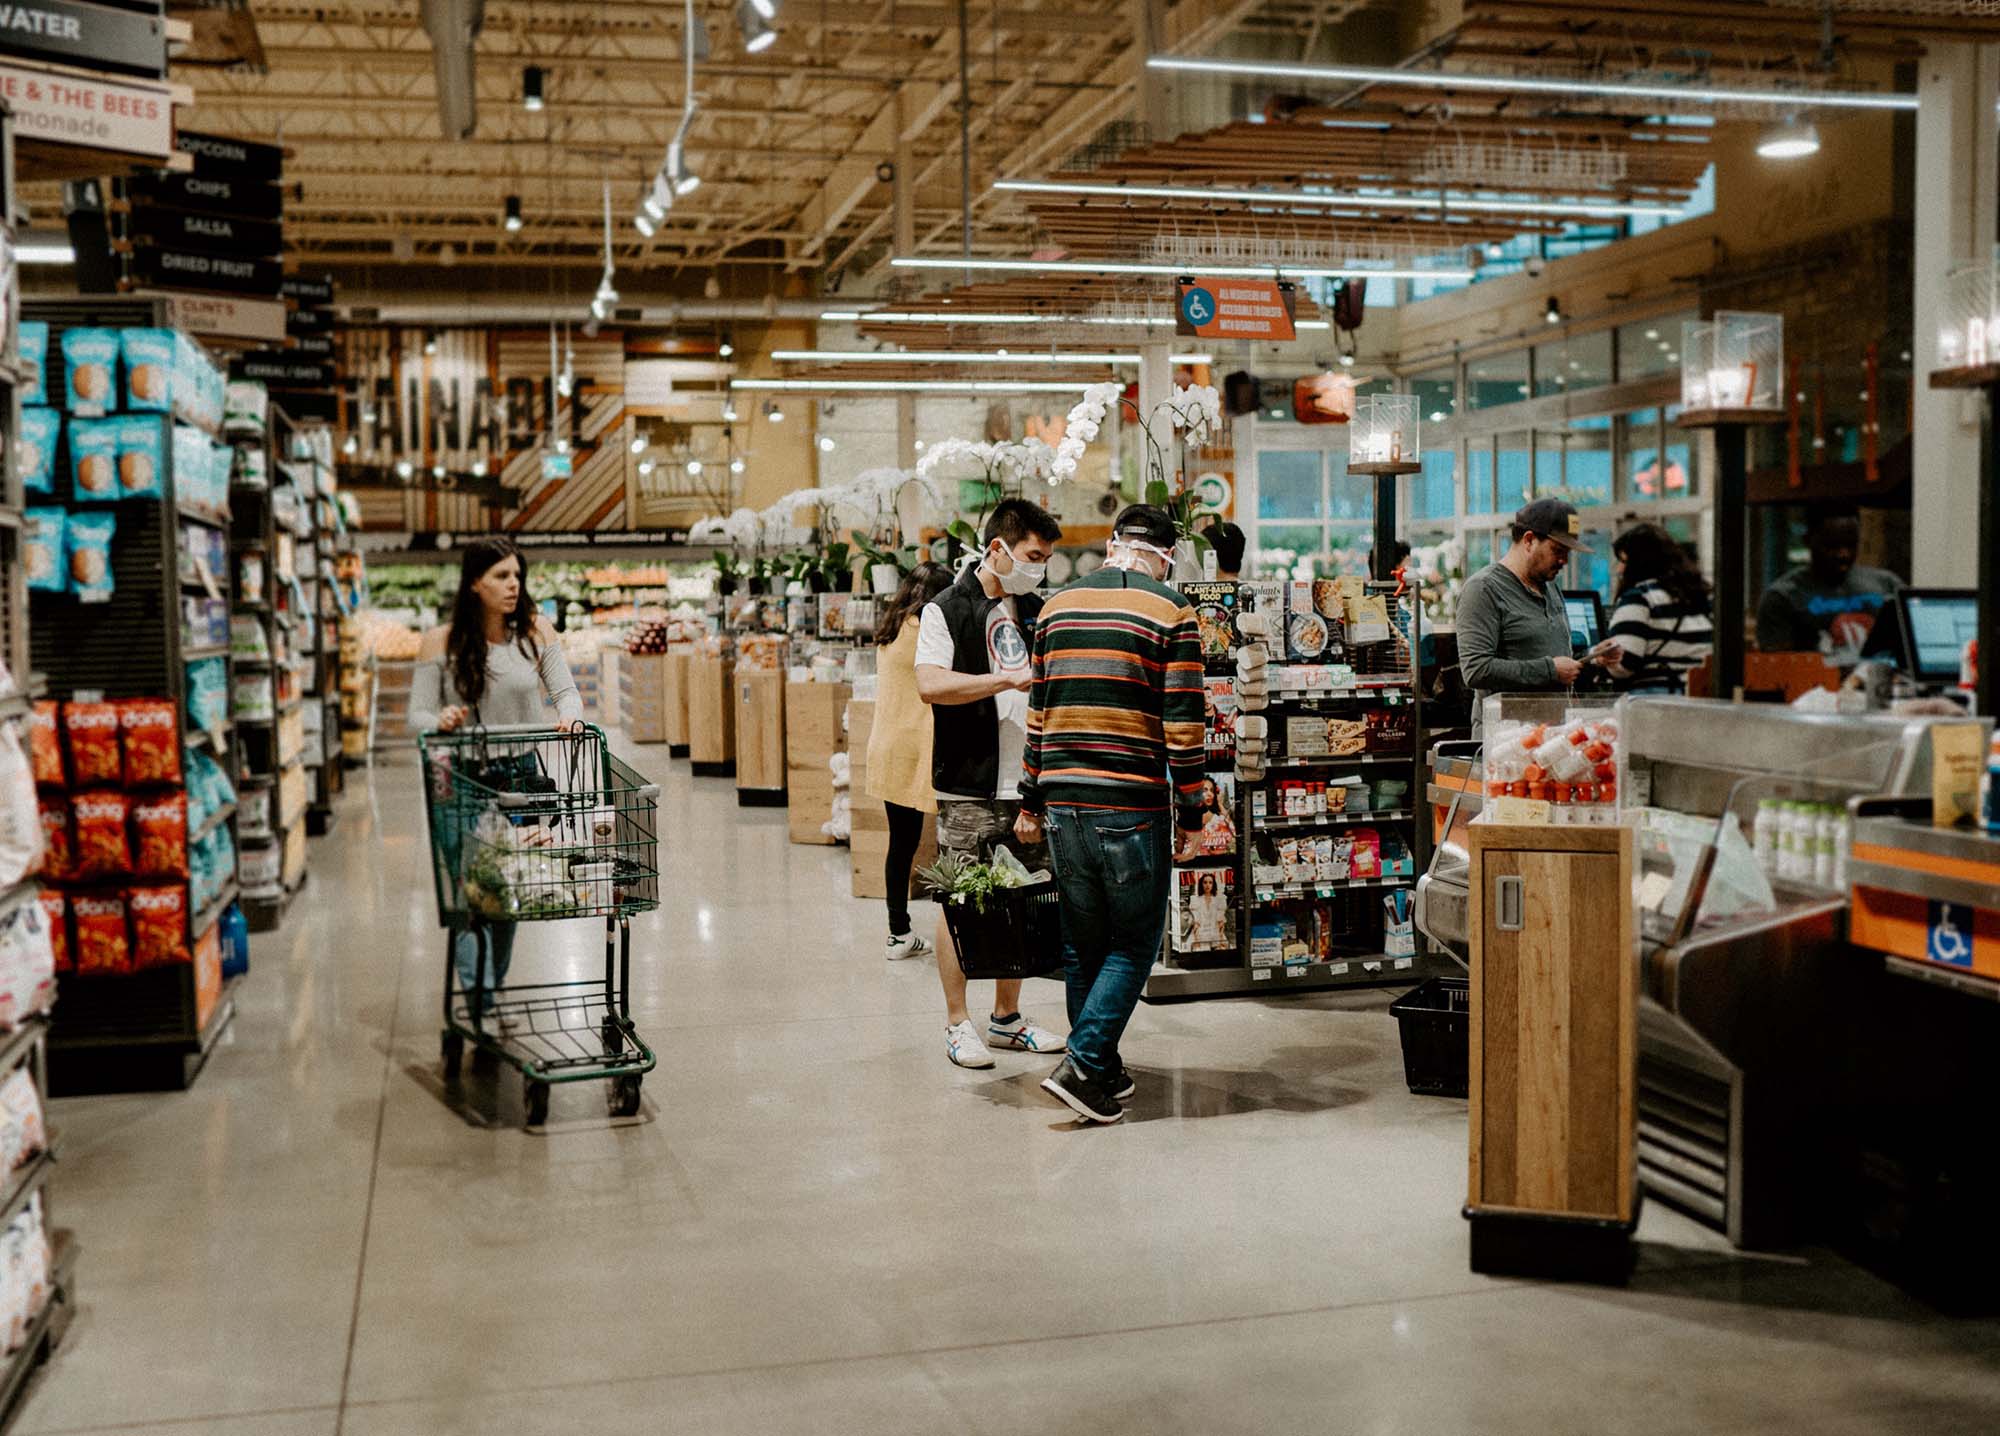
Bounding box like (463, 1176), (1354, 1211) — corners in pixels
(0, 0), (166, 79)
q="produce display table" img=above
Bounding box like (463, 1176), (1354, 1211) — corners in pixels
(687, 653), (737, 778)
(664, 648), (693, 757)
(735, 668), (787, 805)
(786, 680), (850, 844)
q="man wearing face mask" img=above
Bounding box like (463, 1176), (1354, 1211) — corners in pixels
(1016, 505), (1206, 1124)
(916, 497), (1069, 1069)
(1456, 497), (1588, 736)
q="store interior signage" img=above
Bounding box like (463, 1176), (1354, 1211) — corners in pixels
(143, 289), (287, 343)
(0, 0), (166, 80)
(285, 305), (330, 335)
(281, 274), (333, 305)
(175, 128), (282, 184)
(127, 167), (283, 221)
(233, 352), (335, 387)
(0, 60), (171, 158)
(125, 203), (281, 258)
(129, 244), (281, 297)
(1175, 277), (1297, 342)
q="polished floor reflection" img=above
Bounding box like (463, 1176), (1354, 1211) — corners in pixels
(19, 741), (2000, 1433)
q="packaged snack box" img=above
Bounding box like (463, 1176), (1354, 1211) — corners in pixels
(66, 511), (117, 602)
(68, 417), (120, 499)
(17, 322), (47, 405)
(60, 327), (120, 414)
(122, 329), (176, 412)
(115, 415), (166, 500)
(17, 409), (57, 495)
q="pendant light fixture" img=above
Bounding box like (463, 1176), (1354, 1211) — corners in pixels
(1757, 117), (1822, 159)
(738, 0), (777, 52)
(522, 65), (544, 111)
(503, 194), (523, 232)
(591, 180), (619, 320)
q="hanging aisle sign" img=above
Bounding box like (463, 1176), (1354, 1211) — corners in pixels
(1175, 277), (1297, 342)
(129, 244), (282, 297)
(0, 61), (171, 158)
(127, 167), (283, 221)
(0, 0), (167, 79)
(175, 128), (283, 184)
(126, 204), (281, 258)
(141, 290), (287, 343)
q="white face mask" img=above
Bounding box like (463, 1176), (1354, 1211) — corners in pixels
(991, 543), (1045, 595)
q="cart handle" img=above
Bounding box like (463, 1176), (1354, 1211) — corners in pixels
(442, 721), (602, 738)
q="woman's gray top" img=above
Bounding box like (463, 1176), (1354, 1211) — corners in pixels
(409, 635), (583, 732)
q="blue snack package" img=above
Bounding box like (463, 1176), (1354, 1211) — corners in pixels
(18, 408), (58, 494)
(66, 510), (116, 602)
(68, 417), (120, 500)
(23, 508), (63, 592)
(60, 326), (119, 414)
(121, 328), (175, 412)
(18, 322), (47, 405)
(115, 415), (166, 500)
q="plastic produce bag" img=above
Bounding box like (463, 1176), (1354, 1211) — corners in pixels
(990, 844), (1051, 887)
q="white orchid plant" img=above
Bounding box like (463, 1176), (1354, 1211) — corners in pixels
(1053, 381), (1226, 555)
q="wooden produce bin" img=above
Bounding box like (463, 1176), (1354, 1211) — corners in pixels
(735, 669), (788, 805)
(621, 652), (671, 744)
(664, 648), (693, 757)
(786, 680), (850, 845)
(848, 698), (935, 900)
(1466, 822), (1637, 1283)
(687, 652), (737, 777)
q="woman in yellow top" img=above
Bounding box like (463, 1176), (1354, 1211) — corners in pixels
(867, 562), (952, 959)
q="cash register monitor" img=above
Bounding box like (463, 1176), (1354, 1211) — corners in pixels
(1897, 589), (1978, 682)
(1561, 589), (1607, 654)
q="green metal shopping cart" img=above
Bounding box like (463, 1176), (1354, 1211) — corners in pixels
(419, 722), (659, 1126)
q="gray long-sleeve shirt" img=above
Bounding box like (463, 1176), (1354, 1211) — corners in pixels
(1456, 560), (1574, 733)
(409, 634), (583, 733)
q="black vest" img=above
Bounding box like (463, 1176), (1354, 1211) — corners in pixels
(930, 564), (1042, 799)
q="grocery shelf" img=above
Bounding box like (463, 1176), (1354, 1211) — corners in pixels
(181, 644), (230, 663)
(0, 691), (28, 723)
(1253, 876), (1415, 903)
(0, 1139), (57, 1233)
(0, 1016), (48, 1085)
(0, 1231), (78, 1429)
(1266, 752), (1413, 770)
(191, 802), (237, 845)
(1144, 952), (1432, 999)
(1254, 808), (1415, 832)
(177, 504), (230, 530)
(190, 881), (239, 943)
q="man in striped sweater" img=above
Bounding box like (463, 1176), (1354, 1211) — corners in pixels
(1015, 505), (1206, 1124)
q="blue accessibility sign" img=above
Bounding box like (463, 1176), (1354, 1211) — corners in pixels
(1927, 899), (1974, 968)
(1180, 285), (1216, 328)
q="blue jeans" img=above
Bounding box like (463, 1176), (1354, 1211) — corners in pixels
(454, 922), (517, 1011)
(1044, 806), (1172, 1082)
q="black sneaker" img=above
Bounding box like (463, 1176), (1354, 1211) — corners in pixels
(1041, 1057), (1124, 1124)
(1109, 1065), (1136, 1101)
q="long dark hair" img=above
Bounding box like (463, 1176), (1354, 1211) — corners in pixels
(1614, 522), (1710, 612)
(447, 536), (540, 712)
(875, 561), (952, 645)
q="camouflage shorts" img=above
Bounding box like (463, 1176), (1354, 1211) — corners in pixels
(936, 798), (1050, 870)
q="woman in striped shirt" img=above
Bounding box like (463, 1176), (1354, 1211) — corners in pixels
(1591, 522), (1714, 694)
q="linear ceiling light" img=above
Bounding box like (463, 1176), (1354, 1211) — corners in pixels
(993, 178), (1681, 220)
(1144, 55), (1917, 112)
(773, 349), (1211, 365)
(17, 241), (75, 264)
(732, 378), (1110, 394)
(891, 256), (1474, 281)
(820, 308), (1332, 330)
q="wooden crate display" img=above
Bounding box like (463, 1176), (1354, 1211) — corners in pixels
(735, 669), (787, 798)
(664, 649), (693, 752)
(786, 681), (850, 845)
(687, 653), (737, 773)
(621, 652), (671, 744)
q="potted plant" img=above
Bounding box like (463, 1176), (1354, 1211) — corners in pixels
(819, 539), (856, 593)
(852, 532), (916, 593)
(712, 550), (742, 596)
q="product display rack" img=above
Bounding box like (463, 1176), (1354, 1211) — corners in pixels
(282, 428), (344, 834)
(22, 297), (245, 1092)
(231, 406), (312, 931)
(1147, 581), (1450, 1001)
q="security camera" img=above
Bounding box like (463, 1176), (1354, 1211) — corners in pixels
(1524, 255), (1546, 277)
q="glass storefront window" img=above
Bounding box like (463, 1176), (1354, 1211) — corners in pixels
(1466, 351), (1530, 412)
(1622, 408), (1663, 501)
(1257, 450), (1321, 519)
(1254, 523), (1321, 576)
(1563, 416), (1614, 506)
(1411, 367), (1457, 424)
(1497, 431), (1531, 512)
(1327, 450), (1370, 520)
(1534, 430), (1564, 496)
(1616, 312), (1694, 381)
(1532, 330), (1612, 398)
(1663, 406), (1700, 498)
(1408, 447), (1455, 521)
(1466, 438), (1494, 515)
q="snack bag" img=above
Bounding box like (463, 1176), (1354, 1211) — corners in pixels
(60, 327), (119, 414)
(121, 328), (175, 412)
(114, 415), (166, 500)
(34, 799), (70, 881)
(67, 510), (116, 602)
(72, 893), (129, 974)
(17, 322), (46, 405)
(72, 789), (131, 878)
(17, 408), (57, 495)
(0, 1068), (44, 1170)
(26, 704), (61, 788)
(22, 509), (62, 594)
(119, 699), (182, 785)
(132, 792), (189, 877)
(0, 903), (54, 1034)
(67, 416), (120, 499)
(62, 702), (121, 785)
(128, 884), (190, 967)
(35, 891), (67, 974)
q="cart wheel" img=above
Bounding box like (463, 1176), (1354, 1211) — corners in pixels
(524, 1080), (551, 1127)
(610, 1073), (643, 1118)
(441, 1031), (463, 1083)
(601, 1016), (625, 1056)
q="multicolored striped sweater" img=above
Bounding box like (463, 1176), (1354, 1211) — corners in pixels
(1019, 568), (1207, 826)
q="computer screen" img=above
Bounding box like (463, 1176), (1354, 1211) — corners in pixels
(1561, 590), (1606, 653)
(1900, 591), (1978, 680)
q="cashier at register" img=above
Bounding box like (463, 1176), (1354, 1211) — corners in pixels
(1457, 498), (1586, 734)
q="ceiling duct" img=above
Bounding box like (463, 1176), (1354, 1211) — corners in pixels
(419, 0), (485, 141)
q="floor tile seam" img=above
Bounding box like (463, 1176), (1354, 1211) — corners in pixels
(23, 1402), (341, 1435)
(338, 1278), (1532, 1411)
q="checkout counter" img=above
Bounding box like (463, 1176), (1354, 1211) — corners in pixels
(1419, 698), (2000, 1301)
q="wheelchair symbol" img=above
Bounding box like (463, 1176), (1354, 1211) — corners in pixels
(1928, 900), (1973, 968)
(1181, 286), (1216, 327)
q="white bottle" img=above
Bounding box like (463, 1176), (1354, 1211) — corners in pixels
(1753, 800), (1778, 876)
(1833, 806), (1852, 888)
(1813, 806), (1836, 888)
(1781, 803), (1806, 882)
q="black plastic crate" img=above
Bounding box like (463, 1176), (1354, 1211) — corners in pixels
(940, 880), (1064, 980)
(1390, 976), (1469, 1097)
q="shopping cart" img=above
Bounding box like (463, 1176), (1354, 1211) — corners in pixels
(419, 722), (660, 1126)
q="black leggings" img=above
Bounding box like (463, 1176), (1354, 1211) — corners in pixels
(884, 802), (927, 936)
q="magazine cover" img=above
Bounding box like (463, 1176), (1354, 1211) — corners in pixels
(1181, 580), (1243, 674)
(1202, 676), (1238, 764)
(1186, 772), (1237, 859)
(1174, 866), (1238, 953)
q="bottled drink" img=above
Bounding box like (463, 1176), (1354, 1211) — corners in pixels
(1753, 800), (1778, 876)
(1813, 806), (1836, 888)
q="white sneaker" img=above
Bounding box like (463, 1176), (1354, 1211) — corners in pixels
(987, 1016), (1067, 1055)
(885, 932), (934, 961)
(946, 1019), (996, 1069)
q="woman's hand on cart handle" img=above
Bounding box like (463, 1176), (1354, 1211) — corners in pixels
(558, 719), (586, 735)
(438, 705), (471, 733)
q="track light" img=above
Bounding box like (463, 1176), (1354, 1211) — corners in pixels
(817, 436), (836, 453)
(423, 332), (437, 355)
(719, 338), (735, 358)
(432, 463), (446, 479)
(730, 458), (746, 474)
(1545, 296), (1562, 325)
(555, 437), (571, 454)
(750, 0), (777, 16)
(638, 459), (655, 476)
(766, 401), (784, 422)
(722, 405), (739, 422)
(641, 174), (670, 221)
(471, 458), (488, 477)
(634, 210), (656, 237)
(738, 0), (777, 51)
(503, 195), (523, 232)
(630, 434), (647, 454)
(1757, 117), (1821, 160)
(687, 459), (704, 476)
(395, 459), (414, 479)
(341, 434), (358, 456)
(522, 66), (544, 111)
(668, 137), (700, 196)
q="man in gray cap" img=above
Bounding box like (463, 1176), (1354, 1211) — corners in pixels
(1457, 498), (1588, 733)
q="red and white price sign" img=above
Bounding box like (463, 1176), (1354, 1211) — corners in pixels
(0, 62), (173, 159)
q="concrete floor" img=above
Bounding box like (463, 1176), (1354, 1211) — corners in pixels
(17, 740), (2000, 1433)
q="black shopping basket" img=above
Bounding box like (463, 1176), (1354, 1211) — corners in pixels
(940, 880), (1064, 980)
(1389, 976), (1469, 1097)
